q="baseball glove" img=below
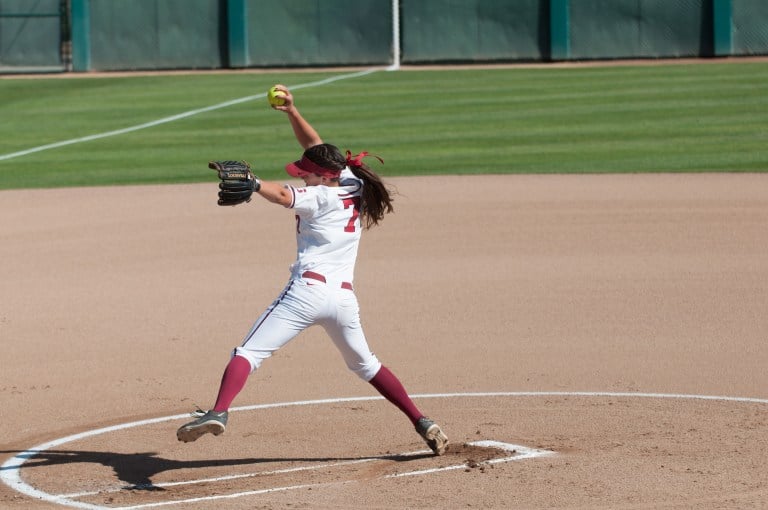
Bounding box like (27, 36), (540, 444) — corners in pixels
(209, 160), (261, 206)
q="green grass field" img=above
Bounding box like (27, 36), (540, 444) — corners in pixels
(1, 62), (766, 189)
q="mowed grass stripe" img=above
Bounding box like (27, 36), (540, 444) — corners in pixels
(0, 62), (766, 189)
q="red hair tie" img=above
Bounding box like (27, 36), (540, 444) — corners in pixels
(346, 150), (384, 168)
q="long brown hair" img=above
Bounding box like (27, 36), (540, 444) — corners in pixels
(304, 143), (394, 229)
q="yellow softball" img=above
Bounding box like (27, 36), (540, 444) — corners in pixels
(267, 86), (287, 107)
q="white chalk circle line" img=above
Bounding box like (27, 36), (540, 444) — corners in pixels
(1, 391), (766, 509)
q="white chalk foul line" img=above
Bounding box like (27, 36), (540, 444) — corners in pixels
(2, 392), (767, 509)
(0, 68), (379, 162)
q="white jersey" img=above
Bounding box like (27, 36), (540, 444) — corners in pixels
(286, 169), (363, 283)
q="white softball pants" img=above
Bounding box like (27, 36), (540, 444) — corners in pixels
(233, 276), (382, 381)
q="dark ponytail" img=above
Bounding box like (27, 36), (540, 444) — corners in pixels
(304, 144), (395, 229)
(346, 151), (395, 228)
(348, 163), (394, 229)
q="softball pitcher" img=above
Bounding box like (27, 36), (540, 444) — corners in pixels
(177, 85), (449, 456)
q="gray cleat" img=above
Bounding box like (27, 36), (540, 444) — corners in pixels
(415, 417), (449, 455)
(176, 409), (228, 443)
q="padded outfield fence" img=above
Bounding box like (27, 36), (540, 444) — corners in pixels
(0, 0), (767, 74)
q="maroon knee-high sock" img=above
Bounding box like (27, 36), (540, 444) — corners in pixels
(368, 365), (423, 425)
(212, 355), (251, 412)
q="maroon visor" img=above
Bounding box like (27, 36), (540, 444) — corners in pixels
(285, 155), (342, 179)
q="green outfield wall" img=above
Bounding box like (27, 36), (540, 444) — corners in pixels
(401, 0), (548, 63)
(0, 0), (63, 70)
(569, 0), (714, 59)
(2, 0), (767, 73)
(82, 0), (224, 71)
(732, 0), (768, 55)
(244, 0), (392, 67)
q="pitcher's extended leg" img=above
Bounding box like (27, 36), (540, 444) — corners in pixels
(368, 365), (422, 424)
(213, 354), (251, 412)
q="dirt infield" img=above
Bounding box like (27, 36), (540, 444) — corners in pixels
(1, 174), (767, 509)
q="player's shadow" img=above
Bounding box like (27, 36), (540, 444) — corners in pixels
(0, 449), (434, 491)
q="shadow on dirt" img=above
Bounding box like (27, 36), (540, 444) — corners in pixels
(0, 449), (434, 490)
